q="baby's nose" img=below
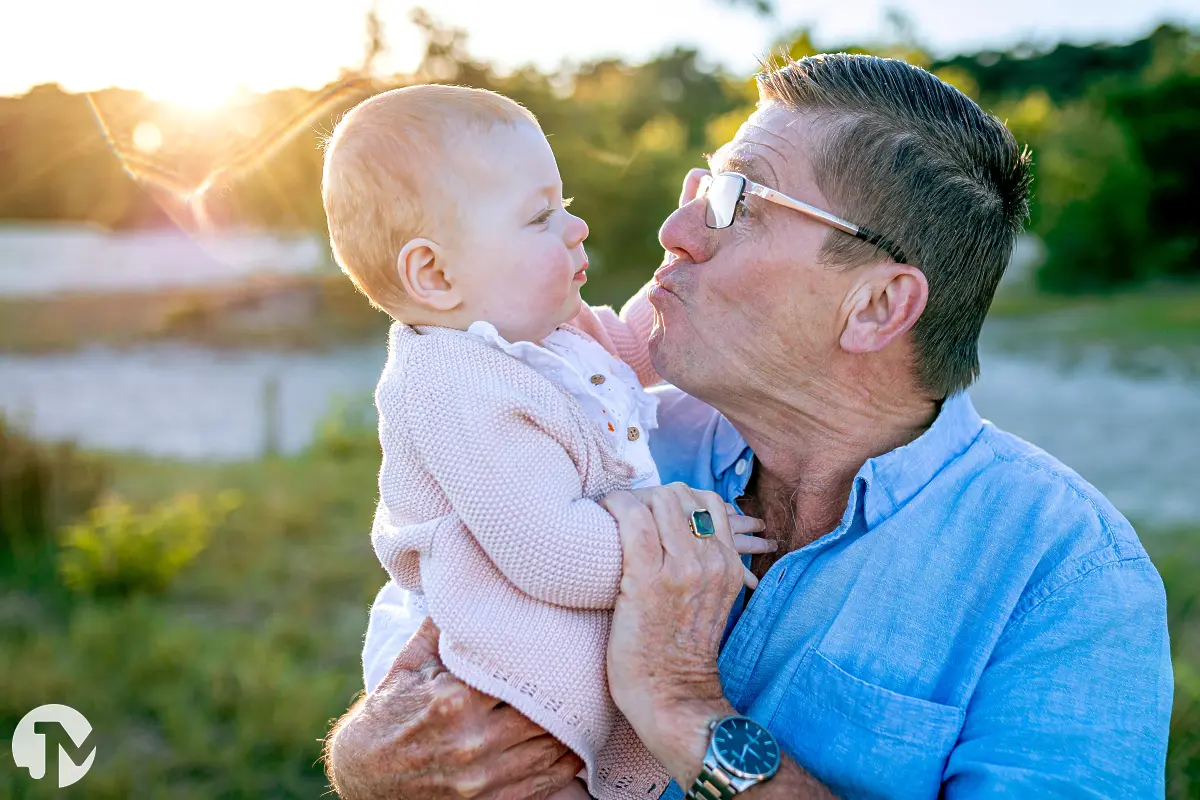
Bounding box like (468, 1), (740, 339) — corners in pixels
(566, 212), (589, 246)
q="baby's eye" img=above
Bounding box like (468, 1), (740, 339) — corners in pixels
(532, 208), (555, 225)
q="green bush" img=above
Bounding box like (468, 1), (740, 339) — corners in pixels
(1153, 528), (1200, 798)
(58, 492), (241, 597)
(0, 415), (108, 560)
(309, 395), (379, 461)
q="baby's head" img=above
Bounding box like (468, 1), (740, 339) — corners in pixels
(323, 85), (590, 343)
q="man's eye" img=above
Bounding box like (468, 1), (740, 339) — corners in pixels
(734, 199), (750, 220)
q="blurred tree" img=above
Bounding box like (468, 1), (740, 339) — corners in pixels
(0, 12), (1194, 297)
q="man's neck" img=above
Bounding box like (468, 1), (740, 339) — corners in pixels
(724, 376), (939, 568)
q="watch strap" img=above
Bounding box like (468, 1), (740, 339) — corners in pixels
(686, 761), (738, 800)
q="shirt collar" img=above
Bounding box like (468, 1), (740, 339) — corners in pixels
(854, 391), (984, 529)
(715, 391), (983, 529)
(713, 412), (752, 479)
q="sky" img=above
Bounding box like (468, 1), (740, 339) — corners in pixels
(1, 0), (1196, 106)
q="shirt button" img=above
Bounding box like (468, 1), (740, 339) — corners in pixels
(627, 426), (640, 441)
(590, 374), (606, 385)
(734, 458), (748, 476)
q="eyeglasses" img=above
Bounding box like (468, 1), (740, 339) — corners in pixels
(698, 172), (908, 264)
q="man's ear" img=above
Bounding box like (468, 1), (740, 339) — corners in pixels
(397, 238), (461, 312)
(839, 264), (929, 354)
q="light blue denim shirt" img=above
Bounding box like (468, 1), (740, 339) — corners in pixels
(646, 387), (1173, 799)
(362, 387), (1173, 798)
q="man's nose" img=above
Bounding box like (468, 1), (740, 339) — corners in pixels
(658, 200), (714, 264)
(566, 212), (589, 247)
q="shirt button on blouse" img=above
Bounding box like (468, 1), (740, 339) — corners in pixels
(627, 426), (640, 441)
(590, 374), (606, 385)
(735, 458), (748, 476)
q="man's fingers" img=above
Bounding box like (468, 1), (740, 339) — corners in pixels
(426, 670), (505, 721)
(645, 484), (696, 556)
(601, 490), (664, 571)
(732, 532), (777, 555)
(482, 703), (556, 752)
(378, 617), (444, 689)
(487, 750), (586, 800)
(468, 735), (577, 798)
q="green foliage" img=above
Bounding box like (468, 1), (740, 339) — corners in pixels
(0, 415), (108, 560)
(58, 491), (241, 597)
(1152, 527), (1200, 798)
(1031, 102), (1155, 291)
(309, 395), (379, 461)
(1, 17), (1195, 300)
(0, 441), (385, 799)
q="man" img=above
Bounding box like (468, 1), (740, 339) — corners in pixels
(326, 54), (1173, 799)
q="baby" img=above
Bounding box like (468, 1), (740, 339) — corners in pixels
(322, 84), (670, 800)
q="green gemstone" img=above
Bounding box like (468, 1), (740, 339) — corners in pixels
(691, 509), (716, 536)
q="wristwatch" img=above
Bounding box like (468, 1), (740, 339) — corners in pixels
(685, 714), (781, 799)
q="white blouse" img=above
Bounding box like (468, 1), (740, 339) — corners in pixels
(467, 321), (661, 488)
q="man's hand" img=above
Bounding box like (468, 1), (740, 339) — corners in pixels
(325, 618), (583, 800)
(600, 484), (752, 785)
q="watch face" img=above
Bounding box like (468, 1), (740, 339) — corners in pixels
(712, 716), (781, 779)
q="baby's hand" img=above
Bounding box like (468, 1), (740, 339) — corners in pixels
(679, 167), (712, 208)
(727, 503), (774, 590)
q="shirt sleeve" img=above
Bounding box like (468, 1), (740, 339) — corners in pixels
(362, 581), (427, 694)
(397, 365), (625, 611)
(568, 281), (660, 388)
(942, 556), (1173, 798)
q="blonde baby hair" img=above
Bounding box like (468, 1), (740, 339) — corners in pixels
(322, 84), (540, 314)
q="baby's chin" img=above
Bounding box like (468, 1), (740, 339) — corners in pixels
(559, 291), (585, 326)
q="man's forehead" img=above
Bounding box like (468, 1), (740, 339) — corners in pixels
(708, 106), (812, 190)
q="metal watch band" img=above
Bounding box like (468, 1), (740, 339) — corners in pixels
(686, 763), (737, 800)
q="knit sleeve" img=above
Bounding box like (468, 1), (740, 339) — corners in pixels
(568, 282), (660, 388)
(398, 363), (624, 610)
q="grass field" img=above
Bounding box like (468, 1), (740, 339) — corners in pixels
(2, 285), (1198, 797)
(1, 426), (1198, 797)
(987, 285), (1200, 377)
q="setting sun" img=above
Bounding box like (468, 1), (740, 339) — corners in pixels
(139, 73), (239, 112)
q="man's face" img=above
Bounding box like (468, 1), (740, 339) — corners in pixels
(650, 104), (858, 406)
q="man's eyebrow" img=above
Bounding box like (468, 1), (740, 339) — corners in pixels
(708, 153), (772, 187)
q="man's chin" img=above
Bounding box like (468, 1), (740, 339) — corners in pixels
(646, 323), (678, 385)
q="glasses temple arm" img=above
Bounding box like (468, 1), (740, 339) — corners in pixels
(746, 182), (907, 264)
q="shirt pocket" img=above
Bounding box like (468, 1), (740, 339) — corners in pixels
(766, 648), (964, 800)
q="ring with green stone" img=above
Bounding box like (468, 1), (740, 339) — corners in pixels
(689, 508), (717, 538)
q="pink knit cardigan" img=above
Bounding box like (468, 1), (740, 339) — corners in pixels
(371, 291), (669, 800)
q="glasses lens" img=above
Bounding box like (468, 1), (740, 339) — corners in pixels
(705, 174), (744, 229)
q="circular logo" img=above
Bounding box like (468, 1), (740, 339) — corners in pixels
(11, 704), (96, 788)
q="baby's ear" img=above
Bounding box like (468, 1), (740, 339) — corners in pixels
(398, 238), (460, 311)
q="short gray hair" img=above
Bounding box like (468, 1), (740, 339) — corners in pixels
(758, 54), (1032, 398)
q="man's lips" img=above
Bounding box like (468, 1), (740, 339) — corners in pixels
(652, 258), (689, 297)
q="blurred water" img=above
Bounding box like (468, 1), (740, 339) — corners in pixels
(0, 225), (327, 296)
(0, 343), (1195, 526)
(0, 344), (385, 460)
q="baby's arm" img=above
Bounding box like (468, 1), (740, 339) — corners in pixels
(569, 282), (660, 387)
(391, 366), (624, 611)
